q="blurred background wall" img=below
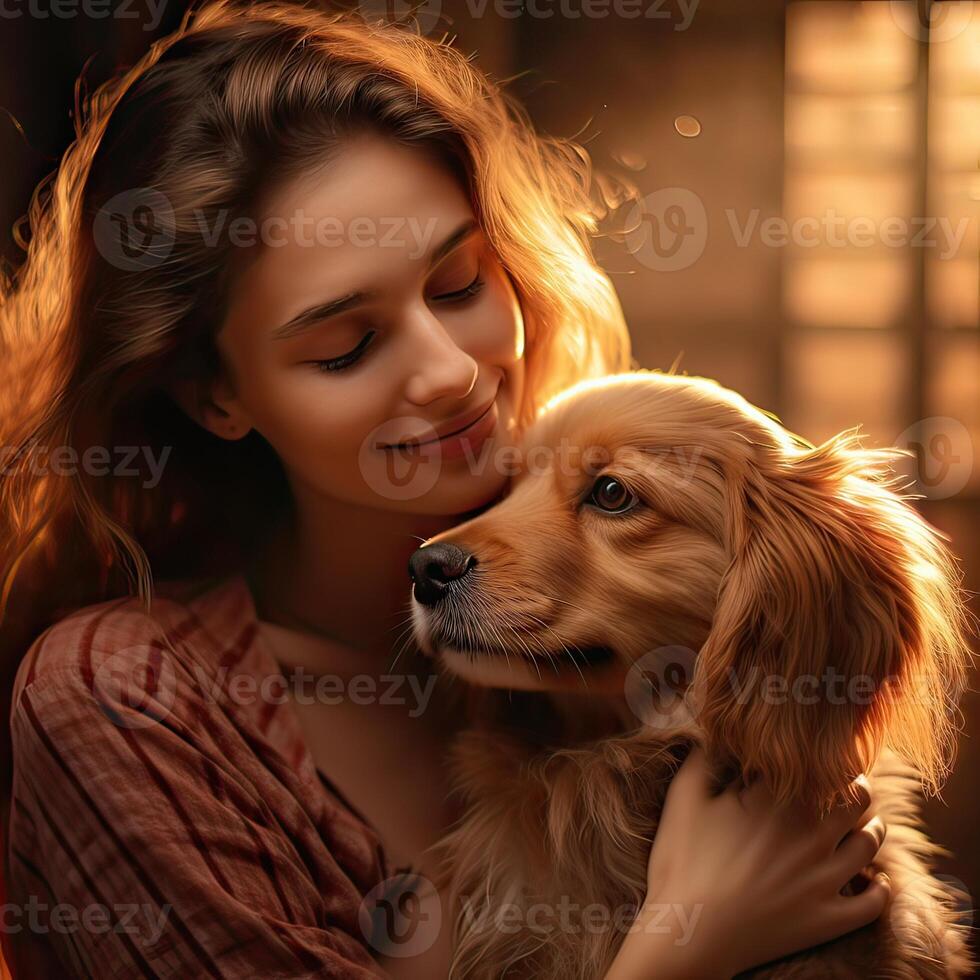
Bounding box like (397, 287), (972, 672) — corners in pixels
(1, 0), (977, 967)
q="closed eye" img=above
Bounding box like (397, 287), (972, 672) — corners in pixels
(305, 263), (485, 374)
(307, 330), (376, 373)
(430, 265), (485, 303)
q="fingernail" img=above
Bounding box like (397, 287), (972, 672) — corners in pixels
(866, 815), (886, 841)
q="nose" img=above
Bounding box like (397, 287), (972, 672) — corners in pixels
(402, 305), (479, 406)
(408, 542), (478, 606)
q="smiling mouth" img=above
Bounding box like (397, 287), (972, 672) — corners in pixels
(384, 385), (500, 449)
(413, 403), (492, 446)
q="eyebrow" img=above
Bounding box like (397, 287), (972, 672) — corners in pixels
(271, 217), (480, 341)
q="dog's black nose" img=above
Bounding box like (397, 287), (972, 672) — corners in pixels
(408, 542), (477, 606)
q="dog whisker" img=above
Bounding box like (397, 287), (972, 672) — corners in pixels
(386, 621), (419, 672)
(519, 612), (591, 688)
(508, 625), (547, 681)
(474, 588), (528, 678)
(492, 582), (588, 620)
(385, 596), (427, 672)
(472, 589), (514, 675)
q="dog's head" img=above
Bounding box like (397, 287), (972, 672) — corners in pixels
(409, 370), (972, 807)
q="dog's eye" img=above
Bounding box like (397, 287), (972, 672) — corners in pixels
(587, 475), (638, 514)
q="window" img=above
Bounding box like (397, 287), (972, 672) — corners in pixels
(783, 0), (978, 500)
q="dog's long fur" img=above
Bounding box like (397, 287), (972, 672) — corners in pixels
(410, 370), (976, 979)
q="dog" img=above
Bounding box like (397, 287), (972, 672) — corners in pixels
(407, 369), (975, 979)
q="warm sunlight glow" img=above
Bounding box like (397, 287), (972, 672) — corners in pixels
(927, 3), (980, 330)
(783, 1), (917, 331)
(785, 2), (917, 92)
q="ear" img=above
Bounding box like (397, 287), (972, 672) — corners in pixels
(168, 372), (252, 442)
(693, 431), (972, 811)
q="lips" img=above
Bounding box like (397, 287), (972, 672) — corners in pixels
(384, 384), (500, 448)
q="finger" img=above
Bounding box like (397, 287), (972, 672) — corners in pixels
(663, 745), (712, 808)
(820, 774), (874, 846)
(826, 816), (887, 889)
(670, 744), (711, 787)
(735, 771), (774, 808)
(825, 872), (891, 938)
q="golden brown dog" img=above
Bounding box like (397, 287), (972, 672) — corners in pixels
(408, 369), (975, 979)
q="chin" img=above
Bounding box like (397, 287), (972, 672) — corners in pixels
(436, 472), (513, 517)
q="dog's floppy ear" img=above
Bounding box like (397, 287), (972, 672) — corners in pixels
(693, 430), (972, 811)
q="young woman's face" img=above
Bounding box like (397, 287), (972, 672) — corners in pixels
(212, 132), (526, 516)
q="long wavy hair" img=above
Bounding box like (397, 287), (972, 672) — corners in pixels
(0, 0), (636, 766)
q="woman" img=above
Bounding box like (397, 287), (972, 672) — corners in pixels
(0, 2), (890, 976)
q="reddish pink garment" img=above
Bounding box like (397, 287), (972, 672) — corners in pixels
(5, 574), (401, 978)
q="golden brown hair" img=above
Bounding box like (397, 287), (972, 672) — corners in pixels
(0, 0), (635, 739)
(693, 422), (972, 810)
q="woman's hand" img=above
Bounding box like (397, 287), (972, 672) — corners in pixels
(605, 746), (890, 980)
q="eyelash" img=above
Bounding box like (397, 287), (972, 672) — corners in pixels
(311, 330), (377, 373)
(309, 266), (486, 374)
(433, 265), (485, 304)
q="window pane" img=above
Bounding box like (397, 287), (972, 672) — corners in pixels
(782, 330), (907, 443)
(784, 255), (912, 328)
(785, 2), (918, 93)
(927, 2), (980, 329)
(784, 1), (918, 330)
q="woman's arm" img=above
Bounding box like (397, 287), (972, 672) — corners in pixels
(603, 747), (889, 980)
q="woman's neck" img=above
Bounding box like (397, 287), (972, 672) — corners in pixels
(246, 482), (491, 669)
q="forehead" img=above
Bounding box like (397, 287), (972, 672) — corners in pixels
(222, 133), (475, 327)
(265, 131), (470, 235)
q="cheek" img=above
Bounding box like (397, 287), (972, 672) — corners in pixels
(475, 263), (525, 366)
(480, 267), (527, 414)
(271, 378), (383, 464)
(231, 348), (385, 476)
